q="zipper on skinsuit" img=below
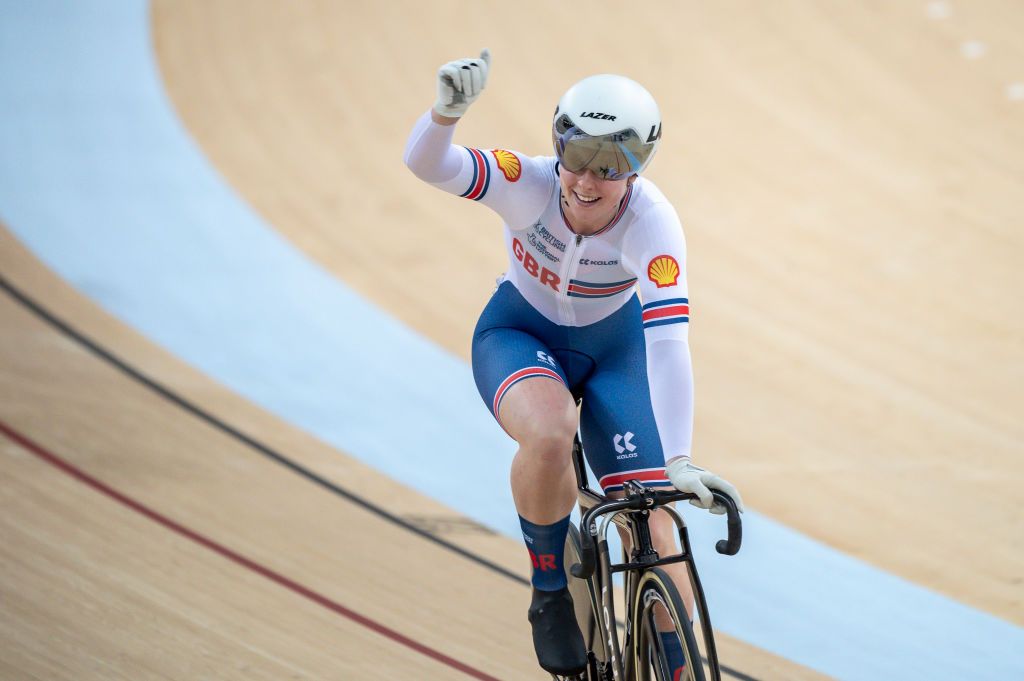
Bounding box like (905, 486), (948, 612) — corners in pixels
(557, 233), (584, 325)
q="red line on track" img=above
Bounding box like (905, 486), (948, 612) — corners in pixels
(0, 419), (502, 681)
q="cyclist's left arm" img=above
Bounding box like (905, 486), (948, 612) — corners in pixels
(622, 202), (745, 513)
(621, 201), (694, 462)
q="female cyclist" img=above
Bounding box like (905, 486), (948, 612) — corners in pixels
(404, 50), (744, 677)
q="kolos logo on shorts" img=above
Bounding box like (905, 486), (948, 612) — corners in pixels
(614, 432), (638, 459)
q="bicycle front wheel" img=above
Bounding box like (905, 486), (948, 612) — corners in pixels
(632, 567), (705, 681)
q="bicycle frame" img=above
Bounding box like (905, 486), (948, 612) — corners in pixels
(568, 435), (741, 681)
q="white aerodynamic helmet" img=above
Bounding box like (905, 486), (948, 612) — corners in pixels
(552, 74), (662, 180)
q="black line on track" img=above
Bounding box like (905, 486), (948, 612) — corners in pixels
(0, 274), (527, 584)
(0, 272), (759, 681)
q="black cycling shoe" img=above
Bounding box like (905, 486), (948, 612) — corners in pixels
(528, 586), (588, 675)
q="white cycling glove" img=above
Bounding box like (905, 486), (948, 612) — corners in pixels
(665, 458), (745, 515)
(434, 49), (491, 118)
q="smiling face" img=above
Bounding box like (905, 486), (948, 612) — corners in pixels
(558, 165), (635, 235)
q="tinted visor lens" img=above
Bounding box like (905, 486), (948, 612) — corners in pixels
(553, 114), (653, 180)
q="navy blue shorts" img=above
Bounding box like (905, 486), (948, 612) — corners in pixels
(471, 281), (671, 492)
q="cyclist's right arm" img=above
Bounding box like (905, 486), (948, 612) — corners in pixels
(403, 51), (555, 229)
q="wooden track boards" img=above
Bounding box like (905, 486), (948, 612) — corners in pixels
(151, 0), (1024, 625)
(1, 228), (825, 679)
(4, 1), (1023, 678)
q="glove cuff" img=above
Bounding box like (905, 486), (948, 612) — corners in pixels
(665, 457), (693, 477)
(432, 103), (466, 119)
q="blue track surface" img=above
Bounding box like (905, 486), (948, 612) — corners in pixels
(1, 3), (1021, 679)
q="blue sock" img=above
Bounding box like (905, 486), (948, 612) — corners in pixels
(519, 514), (571, 591)
(659, 631), (686, 679)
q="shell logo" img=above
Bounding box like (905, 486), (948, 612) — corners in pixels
(491, 149), (522, 182)
(647, 255), (680, 288)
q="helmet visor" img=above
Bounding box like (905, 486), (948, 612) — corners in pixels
(552, 114), (655, 180)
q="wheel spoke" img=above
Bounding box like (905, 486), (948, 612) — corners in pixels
(649, 599), (674, 680)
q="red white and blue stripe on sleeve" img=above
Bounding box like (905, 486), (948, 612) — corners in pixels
(460, 147), (492, 201)
(641, 298), (690, 329)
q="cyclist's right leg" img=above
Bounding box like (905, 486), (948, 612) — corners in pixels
(501, 377), (589, 676)
(472, 295), (587, 675)
(481, 368), (589, 675)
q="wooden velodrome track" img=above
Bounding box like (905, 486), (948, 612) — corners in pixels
(1, 1), (1022, 679)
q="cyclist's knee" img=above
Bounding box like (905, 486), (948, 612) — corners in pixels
(519, 408), (577, 464)
(500, 381), (577, 462)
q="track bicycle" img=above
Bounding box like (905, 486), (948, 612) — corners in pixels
(554, 434), (742, 681)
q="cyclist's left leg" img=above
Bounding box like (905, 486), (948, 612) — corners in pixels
(576, 324), (694, 677)
(582, 388), (695, 677)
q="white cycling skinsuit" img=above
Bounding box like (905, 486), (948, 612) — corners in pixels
(405, 110), (695, 492)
